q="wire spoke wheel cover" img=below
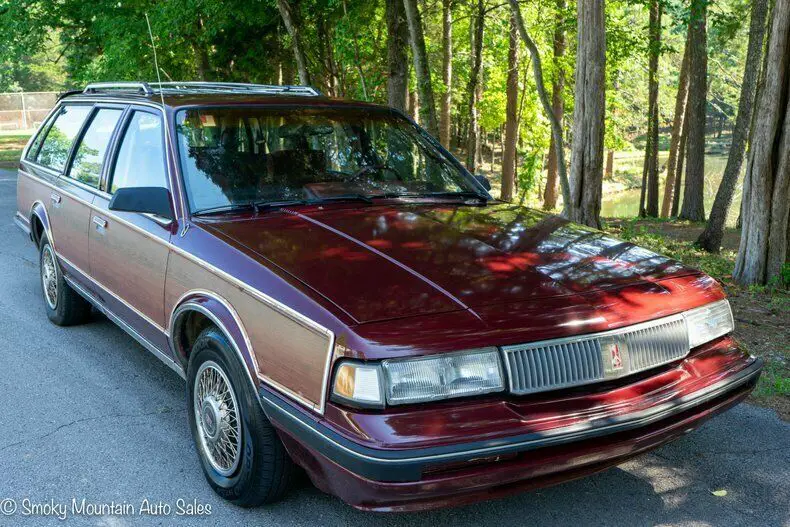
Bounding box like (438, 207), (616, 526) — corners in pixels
(194, 360), (242, 476)
(41, 244), (58, 310)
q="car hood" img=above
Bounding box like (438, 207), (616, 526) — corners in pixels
(201, 202), (699, 324)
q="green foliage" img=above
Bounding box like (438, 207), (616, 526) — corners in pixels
(0, 0), (753, 197)
(516, 150), (541, 204)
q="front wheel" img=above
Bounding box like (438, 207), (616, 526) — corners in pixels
(187, 327), (295, 507)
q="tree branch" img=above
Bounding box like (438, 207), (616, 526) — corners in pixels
(509, 0), (570, 214)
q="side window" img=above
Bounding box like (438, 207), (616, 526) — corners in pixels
(68, 108), (123, 188)
(35, 105), (92, 171)
(25, 114), (54, 161)
(110, 111), (167, 193)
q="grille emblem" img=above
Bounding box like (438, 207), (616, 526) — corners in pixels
(609, 342), (624, 371)
(599, 335), (629, 376)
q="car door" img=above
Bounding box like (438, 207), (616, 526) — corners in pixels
(88, 108), (174, 347)
(25, 104), (99, 279)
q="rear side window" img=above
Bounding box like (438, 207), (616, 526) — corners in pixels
(35, 105), (92, 171)
(110, 111), (167, 193)
(68, 108), (123, 188)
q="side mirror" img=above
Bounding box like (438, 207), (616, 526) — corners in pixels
(109, 187), (174, 221)
(474, 174), (492, 191)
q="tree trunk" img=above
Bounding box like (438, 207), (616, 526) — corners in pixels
(386, 0), (409, 111)
(543, 0), (567, 211)
(489, 132), (496, 168)
(408, 88), (419, 121)
(567, 0), (606, 228)
(639, 129), (650, 216)
(680, 0), (707, 222)
(661, 35), (691, 217)
(671, 109), (689, 217)
(192, 42), (210, 81)
(697, 0), (769, 251)
(192, 18), (211, 80)
(510, 0), (571, 212)
(342, 0), (368, 100)
(277, 0), (311, 86)
(466, 0), (484, 172)
(502, 11), (519, 202)
(734, 0), (790, 286)
(316, 15), (333, 95)
(605, 150), (614, 179)
(644, 0), (661, 217)
(402, 0), (439, 136)
(440, 0), (453, 147)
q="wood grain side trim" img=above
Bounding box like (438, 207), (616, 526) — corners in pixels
(170, 290), (335, 414)
(21, 168), (337, 414)
(57, 252), (168, 334)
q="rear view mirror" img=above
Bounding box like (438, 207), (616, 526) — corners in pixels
(109, 187), (174, 221)
(474, 174), (492, 191)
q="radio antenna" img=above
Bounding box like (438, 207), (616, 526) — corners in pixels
(145, 13), (166, 107)
(144, 12), (183, 223)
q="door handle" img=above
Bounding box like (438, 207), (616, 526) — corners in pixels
(92, 216), (108, 230)
(50, 193), (62, 205)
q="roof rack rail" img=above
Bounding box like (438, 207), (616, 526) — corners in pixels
(79, 81), (323, 98)
(83, 82), (153, 95)
(151, 81), (322, 96)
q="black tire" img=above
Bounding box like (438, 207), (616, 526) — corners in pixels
(187, 326), (295, 507)
(38, 234), (92, 326)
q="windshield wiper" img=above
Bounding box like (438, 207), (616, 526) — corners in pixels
(192, 199), (307, 217)
(192, 202), (257, 217)
(253, 199), (310, 211)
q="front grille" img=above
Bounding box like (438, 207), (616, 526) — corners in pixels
(503, 315), (689, 395)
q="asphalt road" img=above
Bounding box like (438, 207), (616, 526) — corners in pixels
(0, 168), (788, 526)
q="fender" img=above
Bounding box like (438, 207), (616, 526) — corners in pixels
(169, 290), (260, 394)
(29, 200), (53, 247)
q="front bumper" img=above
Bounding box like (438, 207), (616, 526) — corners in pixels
(260, 338), (761, 511)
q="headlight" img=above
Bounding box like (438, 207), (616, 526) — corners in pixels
(382, 348), (504, 405)
(684, 299), (734, 348)
(331, 348), (505, 407)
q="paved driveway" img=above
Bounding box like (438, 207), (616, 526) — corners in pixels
(0, 168), (788, 526)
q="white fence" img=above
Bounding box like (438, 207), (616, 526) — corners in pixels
(0, 92), (58, 132)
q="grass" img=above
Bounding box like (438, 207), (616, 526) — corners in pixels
(0, 133), (30, 167)
(754, 361), (790, 398)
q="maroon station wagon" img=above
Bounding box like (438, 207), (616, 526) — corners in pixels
(14, 82), (761, 512)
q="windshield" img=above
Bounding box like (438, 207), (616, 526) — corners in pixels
(175, 106), (482, 214)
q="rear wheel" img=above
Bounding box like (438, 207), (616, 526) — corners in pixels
(39, 234), (92, 326)
(187, 326), (295, 507)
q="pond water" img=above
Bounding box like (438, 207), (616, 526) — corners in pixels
(600, 152), (740, 225)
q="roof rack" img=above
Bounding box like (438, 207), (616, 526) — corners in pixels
(153, 82), (322, 96)
(80, 81), (321, 97)
(83, 82), (154, 95)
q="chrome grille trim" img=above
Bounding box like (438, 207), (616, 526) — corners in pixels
(502, 314), (690, 395)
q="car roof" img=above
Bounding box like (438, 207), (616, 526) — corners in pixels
(58, 82), (389, 112)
